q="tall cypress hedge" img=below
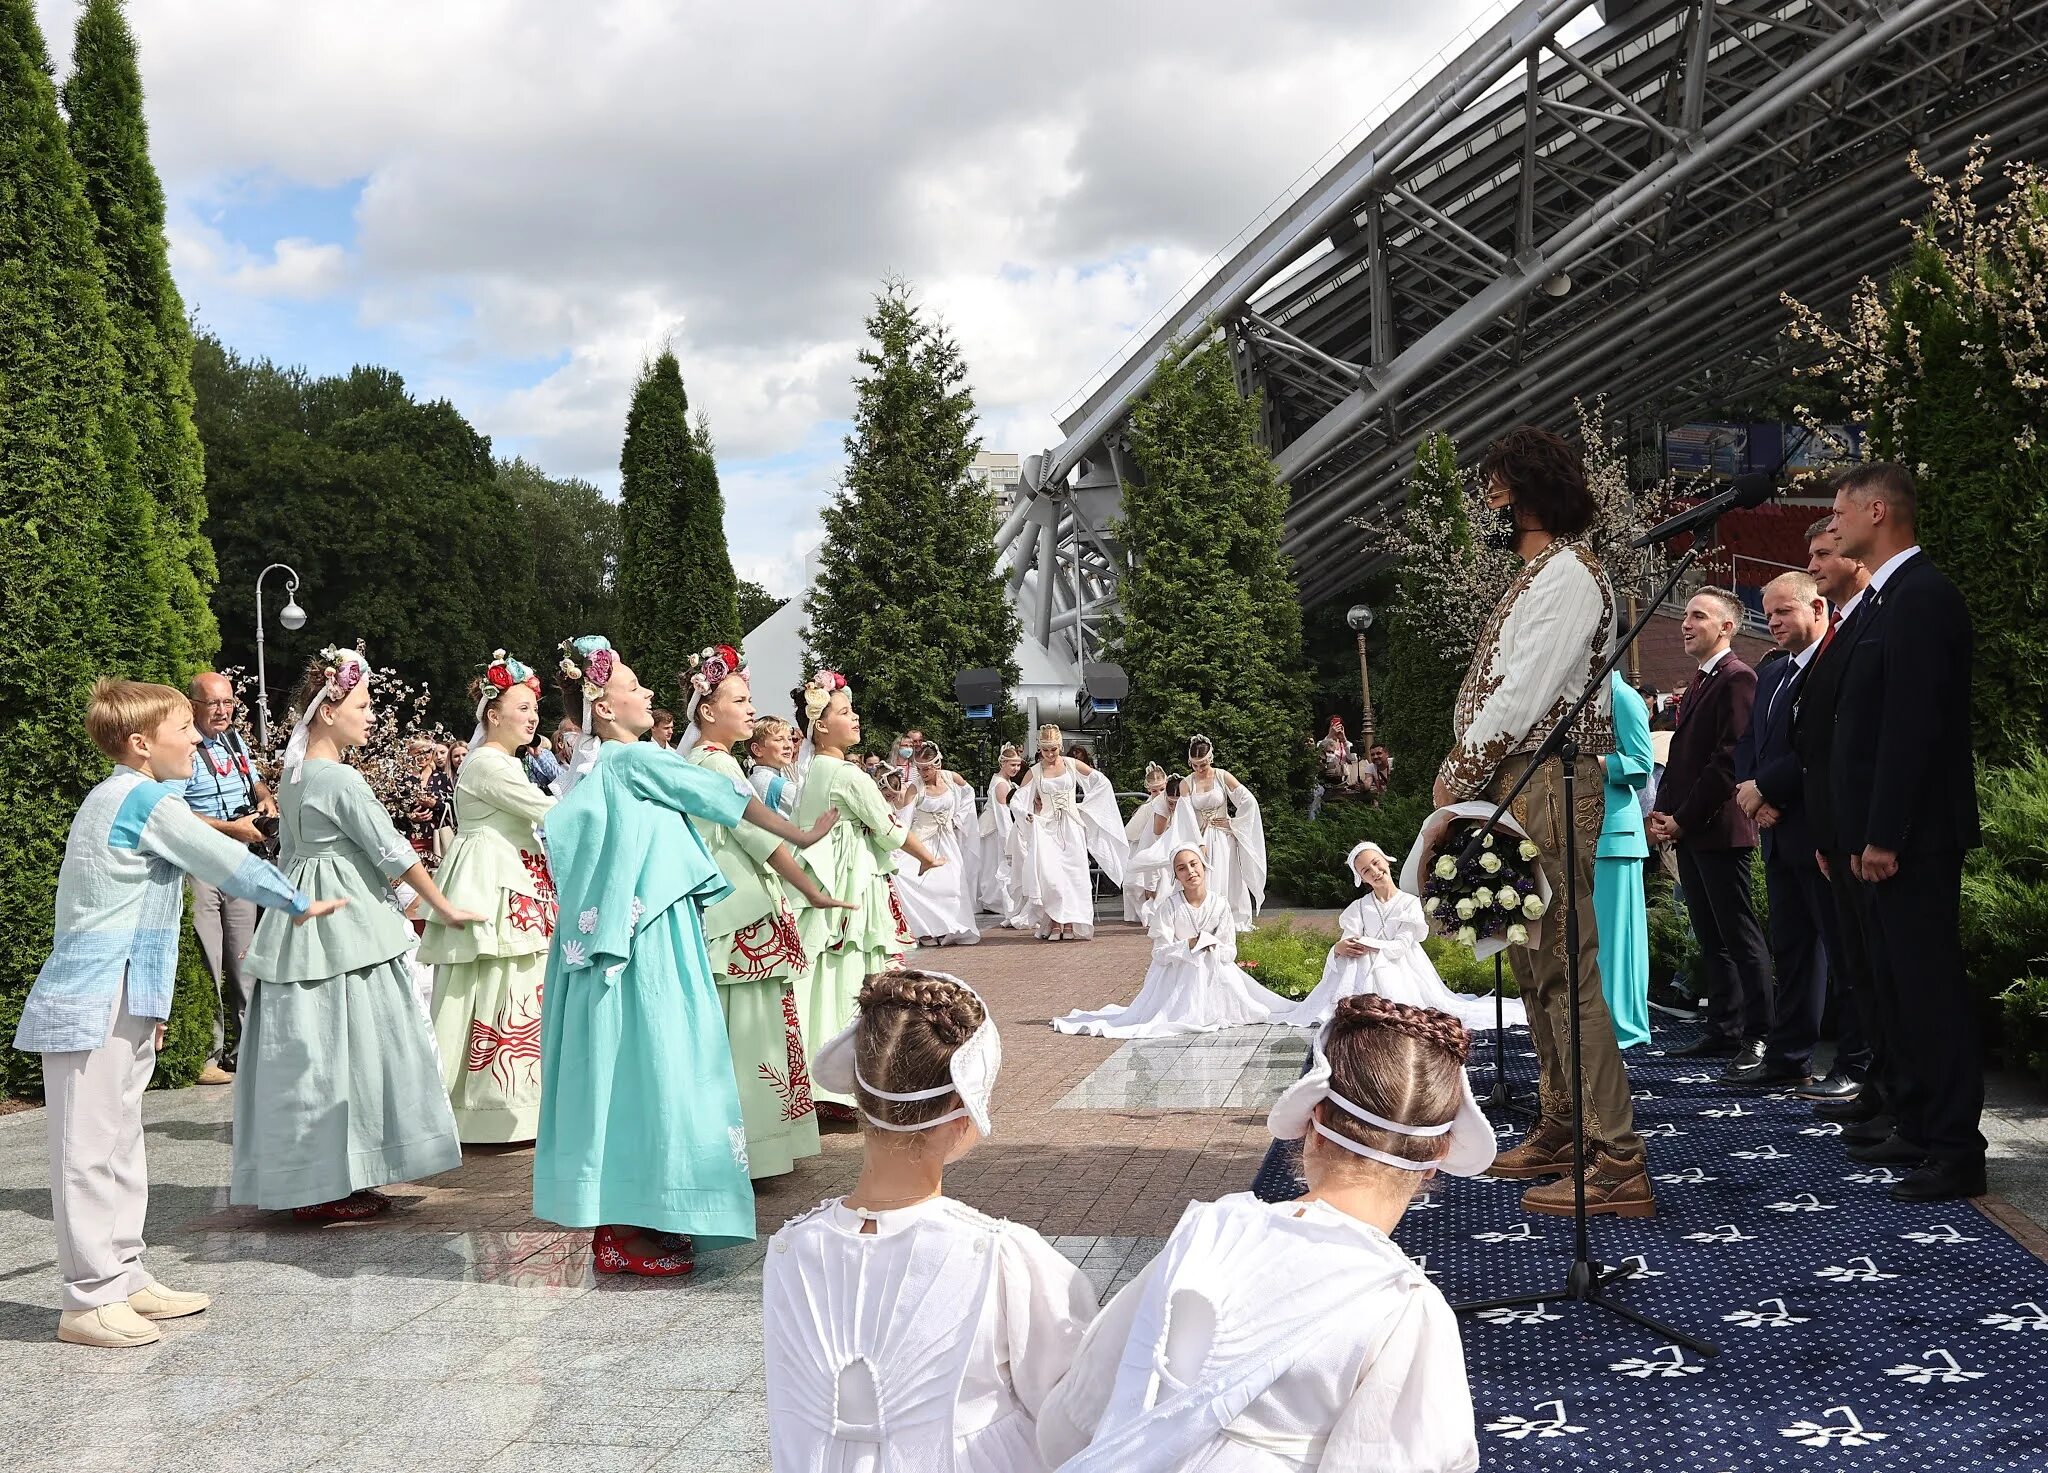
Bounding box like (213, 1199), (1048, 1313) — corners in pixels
(0, 0), (129, 1094)
(1375, 433), (1476, 788)
(1105, 337), (1312, 803)
(63, 0), (217, 680)
(616, 351), (741, 690)
(802, 283), (1022, 758)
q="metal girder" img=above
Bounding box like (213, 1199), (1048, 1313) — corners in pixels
(1010, 0), (2048, 645)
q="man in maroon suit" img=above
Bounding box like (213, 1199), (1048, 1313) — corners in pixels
(1648, 588), (1774, 1063)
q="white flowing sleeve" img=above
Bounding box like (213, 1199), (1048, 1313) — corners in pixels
(1036, 1261), (1160, 1470)
(1222, 772), (1267, 910)
(1077, 769), (1130, 886)
(1437, 556), (1606, 801)
(993, 1225), (1100, 1421)
(1376, 892), (1430, 962)
(1326, 1286), (1479, 1473)
(1337, 896), (1371, 943)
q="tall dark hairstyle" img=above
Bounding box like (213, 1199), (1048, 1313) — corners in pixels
(1481, 425), (1598, 539)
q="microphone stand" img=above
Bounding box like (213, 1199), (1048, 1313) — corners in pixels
(1449, 529), (1720, 1360)
(1481, 951), (1533, 1115)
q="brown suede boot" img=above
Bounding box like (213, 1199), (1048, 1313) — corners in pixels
(1522, 1152), (1657, 1218)
(1486, 1118), (1577, 1180)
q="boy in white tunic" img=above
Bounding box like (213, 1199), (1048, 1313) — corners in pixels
(1039, 995), (1488, 1472)
(764, 970), (1097, 1470)
(12, 681), (344, 1347)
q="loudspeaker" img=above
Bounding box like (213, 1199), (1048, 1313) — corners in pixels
(954, 668), (1003, 719)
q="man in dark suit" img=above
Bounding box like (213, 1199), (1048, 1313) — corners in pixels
(1648, 588), (1773, 1062)
(1825, 463), (1983, 1202)
(1730, 571), (1838, 1089)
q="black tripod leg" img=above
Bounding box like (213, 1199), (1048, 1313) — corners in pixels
(1483, 951), (1531, 1113)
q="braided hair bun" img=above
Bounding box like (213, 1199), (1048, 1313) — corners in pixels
(853, 970), (988, 1131)
(1318, 995), (1470, 1168)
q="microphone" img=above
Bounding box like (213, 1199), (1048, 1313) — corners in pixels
(1630, 471), (1777, 548)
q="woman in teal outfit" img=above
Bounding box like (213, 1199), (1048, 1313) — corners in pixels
(532, 636), (837, 1278)
(1595, 672), (1654, 1049)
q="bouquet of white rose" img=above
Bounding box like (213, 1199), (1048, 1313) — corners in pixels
(1398, 801), (1554, 960)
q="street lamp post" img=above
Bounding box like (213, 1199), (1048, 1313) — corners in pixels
(1346, 604), (1375, 750)
(254, 563), (307, 748)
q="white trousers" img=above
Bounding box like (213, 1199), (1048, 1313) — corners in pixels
(43, 984), (156, 1311)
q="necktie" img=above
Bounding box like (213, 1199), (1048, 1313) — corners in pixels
(1815, 607), (1843, 659)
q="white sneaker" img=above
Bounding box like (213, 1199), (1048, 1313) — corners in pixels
(129, 1281), (211, 1320)
(57, 1303), (163, 1348)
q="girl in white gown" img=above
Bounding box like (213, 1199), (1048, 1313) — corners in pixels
(892, 743), (981, 947)
(1053, 844), (1290, 1038)
(1121, 765), (1176, 924)
(1012, 725), (1126, 941)
(978, 744), (1025, 921)
(764, 970), (1097, 1471)
(1168, 736), (1267, 932)
(1038, 995), (1488, 1473)
(1278, 842), (1527, 1033)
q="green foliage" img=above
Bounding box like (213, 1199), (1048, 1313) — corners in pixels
(1239, 919), (1513, 1001)
(1375, 433), (1475, 791)
(151, 900), (215, 1089)
(62, 0), (215, 678)
(1962, 750), (2048, 1079)
(189, 336), (537, 730)
(497, 457), (620, 717)
(1264, 793), (1431, 909)
(804, 283), (1022, 756)
(738, 577), (787, 636)
(616, 351), (742, 693)
(0, 0), (128, 1096)
(1105, 337), (1312, 803)
(1645, 869), (1699, 996)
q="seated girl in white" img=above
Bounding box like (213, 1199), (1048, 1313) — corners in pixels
(1052, 843), (1289, 1038)
(1038, 996), (1488, 1473)
(764, 970), (1098, 1471)
(1278, 842), (1527, 1033)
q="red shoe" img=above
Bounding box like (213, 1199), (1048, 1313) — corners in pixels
(292, 1196), (381, 1223)
(591, 1226), (693, 1278)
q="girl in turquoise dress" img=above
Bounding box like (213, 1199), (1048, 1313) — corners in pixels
(681, 643), (853, 1180)
(1595, 672), (1654, 1049)
(234, 648), (483, 1221)
(790, 671), (945, 1114)
(534, 637), (839, 1278)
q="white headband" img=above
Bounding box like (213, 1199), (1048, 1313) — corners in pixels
(813, 973), (1002, 1137)
(466, 693), (491, 755)
(283, 651), (368, 784)
(1267, 1028), (1494, 1178)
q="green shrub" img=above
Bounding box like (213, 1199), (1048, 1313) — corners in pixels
(1265, 793), (1431, 909)
(1962, 750), (2048, 1079)
(1239, 918), (1519, 1003)
(1996, 976), (2048, 1081)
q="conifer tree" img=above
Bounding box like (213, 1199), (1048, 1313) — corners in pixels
(616, 351), (741, 691)
(1376, 433), (1480, 787)
(1105, 337), (1311, 803)
(0, 0), (129, 1092)
(63, 0), (216, 678)
(803, 283), (1021, 757)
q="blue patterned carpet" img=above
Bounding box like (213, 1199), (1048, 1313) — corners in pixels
(1253, 1023), (2048, 1471)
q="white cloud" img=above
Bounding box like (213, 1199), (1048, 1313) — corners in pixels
(35, 0), (1507, 595)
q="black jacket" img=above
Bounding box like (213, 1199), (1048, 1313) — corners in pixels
(1826, 551), (1980, 856)
(1737, 651), (1810, 864)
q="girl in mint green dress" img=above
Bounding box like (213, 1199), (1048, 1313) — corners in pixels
(534, 638), (839, 1277)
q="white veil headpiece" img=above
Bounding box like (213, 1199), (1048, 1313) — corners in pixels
(1346, 840), (1390, 888)
(813, 972), (1002, 1136)
(283, 647), (368, 785)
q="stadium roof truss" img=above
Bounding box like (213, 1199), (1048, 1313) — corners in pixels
(1001, 0), (2048, 650)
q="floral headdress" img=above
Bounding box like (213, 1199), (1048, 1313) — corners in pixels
(801, 669), (849, 725)
(284, 645), (370, 784)
(680, 644), (746, 750)
(555, 635), (617, 794)
(468, 650), (542, 753)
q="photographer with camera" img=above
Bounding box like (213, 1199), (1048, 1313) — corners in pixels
(182, 673), (278, 1084)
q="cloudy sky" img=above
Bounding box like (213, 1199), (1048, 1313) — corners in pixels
(37, 0), (1503, 595)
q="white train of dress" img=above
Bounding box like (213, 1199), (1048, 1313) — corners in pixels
(1052, 889), (1290, 1038)
(1274, 889), (1527, 1032)
(893, 784), (981, 946)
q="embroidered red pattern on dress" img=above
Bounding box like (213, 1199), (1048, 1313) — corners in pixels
(727, 903), (806, 980)
(510, 850), (558, 937)
(886, 879), (915, 948)
(466, 989), (543, 1090)
(756, 987), (816, 1122)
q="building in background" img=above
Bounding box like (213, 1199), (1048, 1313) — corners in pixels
(970, 451), (1021, 519)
